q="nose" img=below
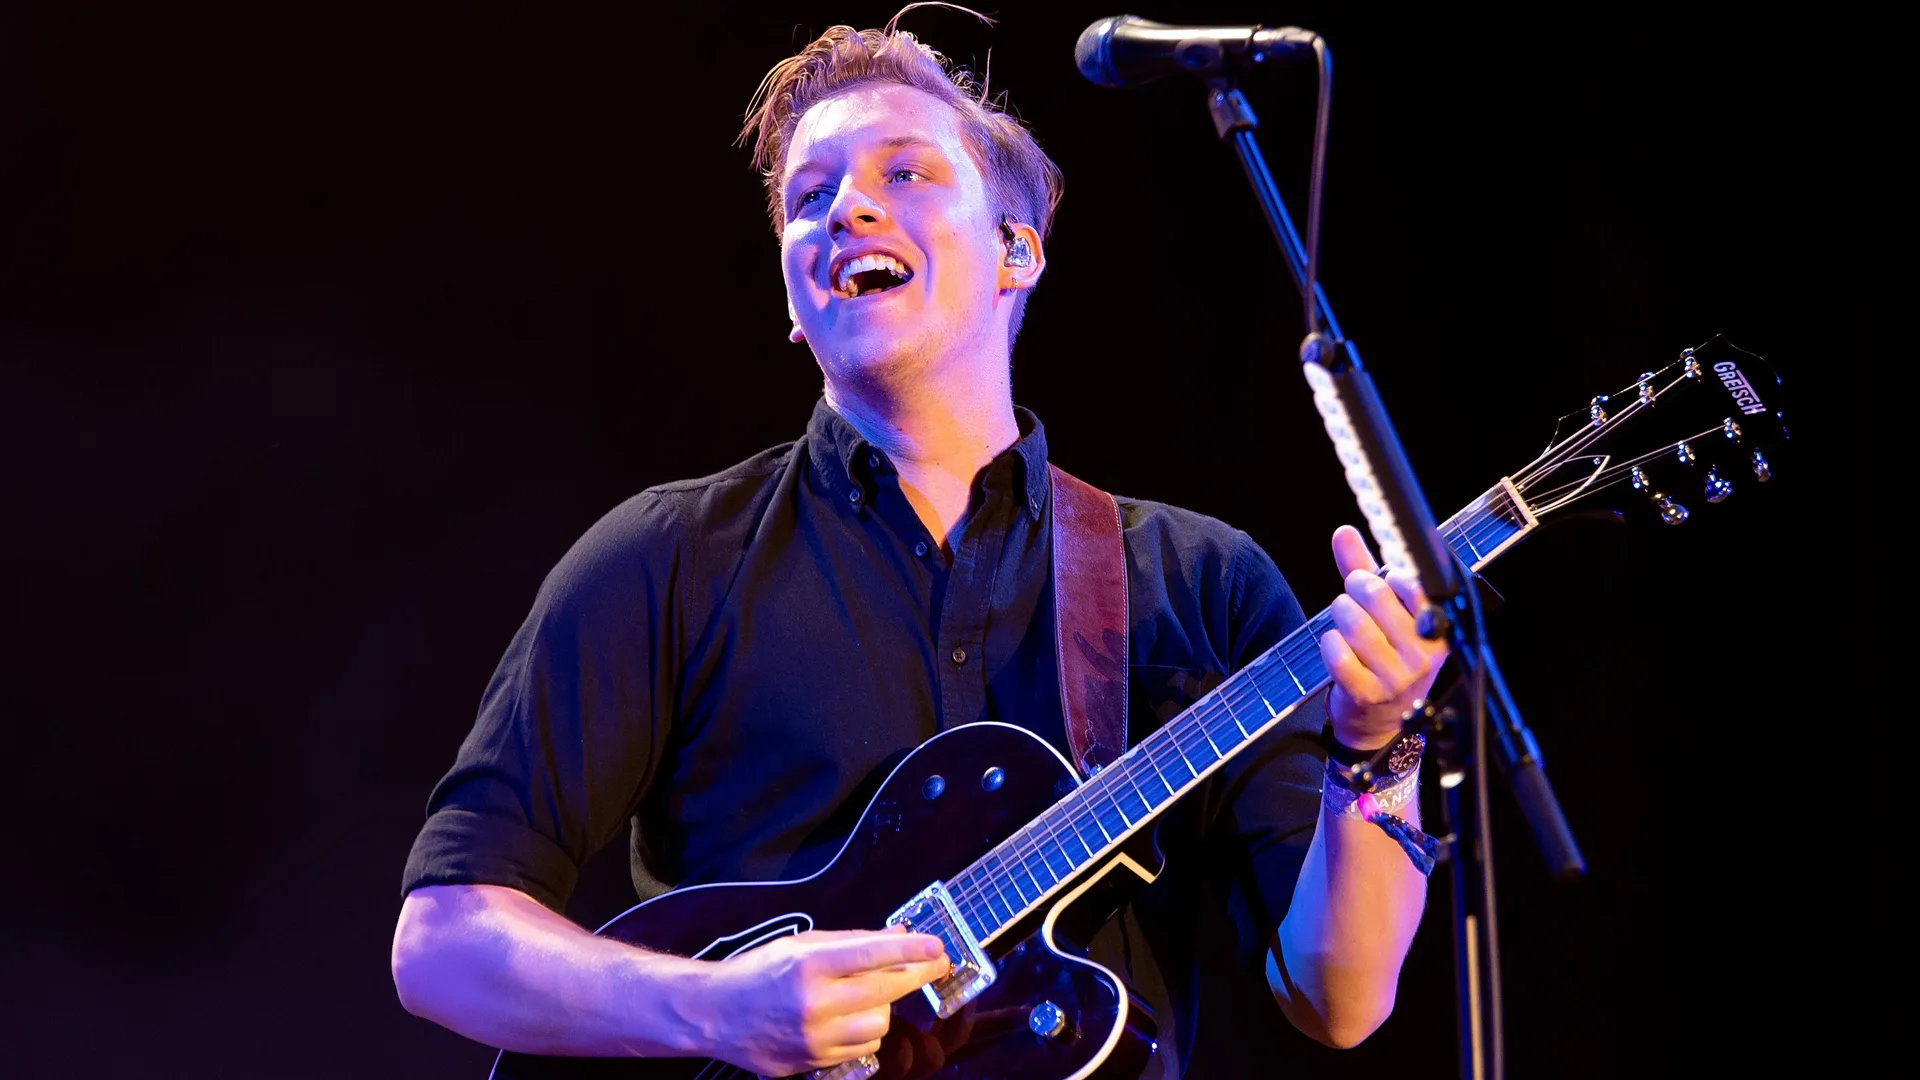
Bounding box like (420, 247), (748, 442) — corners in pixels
(827, 177), (887, 237)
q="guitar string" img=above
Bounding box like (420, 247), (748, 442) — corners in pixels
(1512, 364), (1684, 487)
(584, 481), (1537, 1072)
(949, 491), (1530, 936)
(1515, 366), (1695, 489)
(1521, 423), (1730, 510)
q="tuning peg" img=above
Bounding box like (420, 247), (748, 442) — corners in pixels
(1589, 394), (1610, 427)
(1751, 448), (1772, 482)
(1676, 440), (1697, 466)
(1638, 373), (1656, 407)
(1723, 418), (1744, 443)
(1704, 466), (1732, 503)
(1652, 492), (1690, 525)
(1631, 466), (1688, 523)
(1682, 350), (1703, 381)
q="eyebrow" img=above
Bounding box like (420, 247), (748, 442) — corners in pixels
(784, 135), (947, 190)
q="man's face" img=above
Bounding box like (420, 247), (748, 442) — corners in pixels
(779, 83), (1009, 384)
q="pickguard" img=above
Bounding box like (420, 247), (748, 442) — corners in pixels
(691, 912), (814, 961)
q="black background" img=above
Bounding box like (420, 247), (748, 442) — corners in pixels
(0, 2), (1898, 1076)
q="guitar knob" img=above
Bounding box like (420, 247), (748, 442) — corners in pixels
(1652, 492), (1689, 525)
(1704, 467), (1732, 503)
(1751, 448), (1772, 482)
(1029, 1001), (1068, 1040)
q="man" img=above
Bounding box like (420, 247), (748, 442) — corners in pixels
(391, 16), (1441, 1077)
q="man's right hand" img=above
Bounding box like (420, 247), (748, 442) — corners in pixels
(689, 927), (951, 1076)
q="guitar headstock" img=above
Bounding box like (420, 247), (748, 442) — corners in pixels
(1510, 335), (1788, 526)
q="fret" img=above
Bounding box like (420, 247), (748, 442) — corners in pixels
(1146, 738), (1191, 789)
(1193, 711), (1224, 757)
(1098, 783), (1136, 831)
(1158, 733), (1199, 779)
(1079, 805), (1111, 847)
(1006, 872), (1035, 908)
(1135, 752), (1177, 802)
(984, 852), (1028, 910)
(1036, 830), (1075, 881)
(1202, 697), (1246, 749)
(979, 880), (1012, 925)
(1018, 846), (1051, 892)
(1205, 691), (1251, 745)
(1236, 659), (1283, 722)
(1110, 766), (1152, 822)
(937, 480), (1540, 946)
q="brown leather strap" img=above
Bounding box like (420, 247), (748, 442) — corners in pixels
(1049, 464), (1128, 778)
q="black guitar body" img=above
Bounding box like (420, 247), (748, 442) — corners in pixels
(492, 722), (1160, 1080)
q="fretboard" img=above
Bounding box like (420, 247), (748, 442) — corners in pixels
(942, 479), (1536, 944)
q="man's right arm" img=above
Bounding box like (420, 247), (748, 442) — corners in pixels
(391, 883), (949, 1076)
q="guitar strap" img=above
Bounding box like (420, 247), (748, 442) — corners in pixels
(1048, 463), (1129, 778)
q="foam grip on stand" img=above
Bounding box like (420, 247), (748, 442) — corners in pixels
(1508, 760), (1586, 882)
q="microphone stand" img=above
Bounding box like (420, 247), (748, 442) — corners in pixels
(1200, 46), (1585, 1080)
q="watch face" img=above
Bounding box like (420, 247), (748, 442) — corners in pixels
(1387, 733), (1426, 775)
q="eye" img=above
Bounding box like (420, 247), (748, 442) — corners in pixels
(795, 188), (829, 211)
(888, 168), (926, 184)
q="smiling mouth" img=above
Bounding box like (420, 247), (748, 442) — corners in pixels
(833, 253), (915, 299)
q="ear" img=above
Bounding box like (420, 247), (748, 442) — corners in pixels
(995, 219), (1046, 293)
(786, 297), (806, 343)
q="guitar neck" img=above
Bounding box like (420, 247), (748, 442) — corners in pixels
(943, 479), (1539, 945)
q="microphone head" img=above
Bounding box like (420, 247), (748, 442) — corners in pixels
(1074, 15), (1133, 88)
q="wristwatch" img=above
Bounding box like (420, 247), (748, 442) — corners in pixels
(1322, 724), (1425, 775)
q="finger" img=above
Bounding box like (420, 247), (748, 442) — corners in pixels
(818, 1003), (893, 1049)
(1344, 568), (1424, 666)
(1331, 525), (1379, 580)
(1319, 628), (1388, 706)
(830, 957), (952, 1010)
(1328, 593), (1409, 690)
(811, 931), (947, 977)
(1381, 563), (1428, 618)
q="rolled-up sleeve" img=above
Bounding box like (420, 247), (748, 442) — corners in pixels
(401, 491), (684, 912)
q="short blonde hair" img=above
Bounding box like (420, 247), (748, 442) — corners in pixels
(739, 8), (1065, 339)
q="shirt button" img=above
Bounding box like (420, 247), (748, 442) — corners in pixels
(847, 488), (862, 505)
(914, 541), (929, 557)
(950, 647), (967, 665)
(868, 453), (881, 469)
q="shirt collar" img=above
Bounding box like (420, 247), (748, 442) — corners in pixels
(804, 398), (1051, 519)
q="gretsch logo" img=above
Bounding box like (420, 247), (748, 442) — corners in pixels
(1712, 361), (1769, 416)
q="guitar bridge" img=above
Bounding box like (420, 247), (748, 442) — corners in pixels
(797, 1053), (878, 1080)
(886, 881), (996, 1019)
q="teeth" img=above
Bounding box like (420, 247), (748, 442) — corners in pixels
(834, 253), (912, 296)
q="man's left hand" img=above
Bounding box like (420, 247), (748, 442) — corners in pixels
(1317, 525), (1450, 750)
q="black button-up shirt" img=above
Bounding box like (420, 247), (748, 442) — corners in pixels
(404, 400), (1328, 1074)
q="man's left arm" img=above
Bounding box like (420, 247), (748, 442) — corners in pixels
(1267, 524), (1445, 1048)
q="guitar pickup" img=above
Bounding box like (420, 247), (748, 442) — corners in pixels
(886, 881), (996, 1019)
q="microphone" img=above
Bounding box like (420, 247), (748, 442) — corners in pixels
(1074, 15), (1317, 88)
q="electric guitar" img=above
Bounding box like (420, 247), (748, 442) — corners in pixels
(489, 337), (1787, 1080)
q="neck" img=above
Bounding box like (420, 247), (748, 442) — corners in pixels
(824, 357), (1020, 547)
